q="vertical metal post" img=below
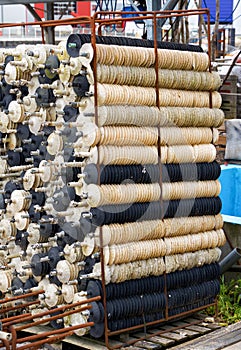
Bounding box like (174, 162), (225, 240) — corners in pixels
(44, 2), (55, 44)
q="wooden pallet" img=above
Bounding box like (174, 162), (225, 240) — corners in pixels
(15, 314), (222, 350)
(121, 314), (220, 350)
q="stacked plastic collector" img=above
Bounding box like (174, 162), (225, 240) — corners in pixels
(0, 33), (225, 339)
(66, 34), (226, 335)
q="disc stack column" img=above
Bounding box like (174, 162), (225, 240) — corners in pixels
(65, 34), (226, 337)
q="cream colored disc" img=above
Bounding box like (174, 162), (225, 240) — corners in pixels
(0, 112), (9, 133)
(14, 211), (29, 231)
(27, 223), (41, 245)
(39, 160), (53, 183)
(79, 43), (94, 67)
(70, 56), (82, 76)
(8, 101), (24, 123)
(59, 63), (71, 84)
(70, 313), (88, 336)
(86, 184), (101, 207)
(57, 40), (70, 61)
(23, 95), (38, 113)
(1, 218), (15, 240)
(0, 271), (11, 293)
(6, 133), (17, 151)
(81, 235), (95, 256)
(5, 63), (17, 84)
(62, 284), (77, 303)
(11, 190), (30, 212)
(23, 168), (36, 190)
(56, 260), (72, 283)
(47, 132), (63, 155)
(31, 307), (50, 325)
(29, 116), (43, 135)
(44, 283), (62, 308)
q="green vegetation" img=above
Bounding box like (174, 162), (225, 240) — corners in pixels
(207, 276), (241, 325)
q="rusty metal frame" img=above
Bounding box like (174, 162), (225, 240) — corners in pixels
(87, 8), (215, 350)
(0, 295), (100, 349)
(0, 8), (217, 350)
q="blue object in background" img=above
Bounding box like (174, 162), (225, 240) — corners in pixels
(219, 164), (241, 224)
(121, 5), (146, 17)
(121, 5), (145, 23)
(202, 0), (234, 24)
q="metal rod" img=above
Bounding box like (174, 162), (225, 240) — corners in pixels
(15, 321), (94, 344)
(0, 290), (44, 304)
(107, 302), (216, 338)
(1, 313), (31, 324)
(14, 304), (92, 331)
(0, 338), (10, 350)
(110, 311), (211, 349)
(1, 300), (39, 316)
(13, 330), (75, 350)
(6, 296), (100, 329)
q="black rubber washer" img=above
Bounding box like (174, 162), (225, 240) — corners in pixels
(72, 74), (90, 97)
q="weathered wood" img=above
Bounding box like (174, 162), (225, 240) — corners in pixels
(223, 341), (241, 350)
(146, 335), (175, 346)
(200, 322), (221, 330)
(120, 347), (144, 350)
(134, 340), (162, 349)
(134, 332), (174, 347)
(156, 331), (187, 341)
(185, 324), (211, 334)
(170, 321), (241, 350)
(148, 335), (174, 347)
(174, 328), (199, 337)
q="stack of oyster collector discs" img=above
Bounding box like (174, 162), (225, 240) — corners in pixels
(0, 34), (225, 339)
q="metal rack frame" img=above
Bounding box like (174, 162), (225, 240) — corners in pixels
(89, 8), (216, 350)
(0, 8), (220, 350)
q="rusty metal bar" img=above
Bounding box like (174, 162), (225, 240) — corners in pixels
(0, 16), (91, 29)
(107, 302), (216, 338)
(12, 330), (75, 350)
(93, 9), (209, 20)
(15, 321), (94, 344)
(4, 296), (100, 329)
(0, 290), (44, 304)
(0, 10), (209, 31)
(14, 304), (91, 331)
(1, 313), (31, 324)
(89, 12), (110, 349)
(0, 300), (39, 316)
(109, 312), (214, 349)
(0, 338), (10, 350)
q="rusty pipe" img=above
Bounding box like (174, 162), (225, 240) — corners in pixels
(4, 295), (100, 328)
(0, 300), (39, 316)
(1, 313), (31, 324)
(0, 338), (10, 350)
(0, 289), (44, 304)
(108, 302), (216, 338)
(15, 330), (76, 350)
(0, 16), (91, 29)
(15, 321), (94, 344)
(15, 304), (92, 331)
